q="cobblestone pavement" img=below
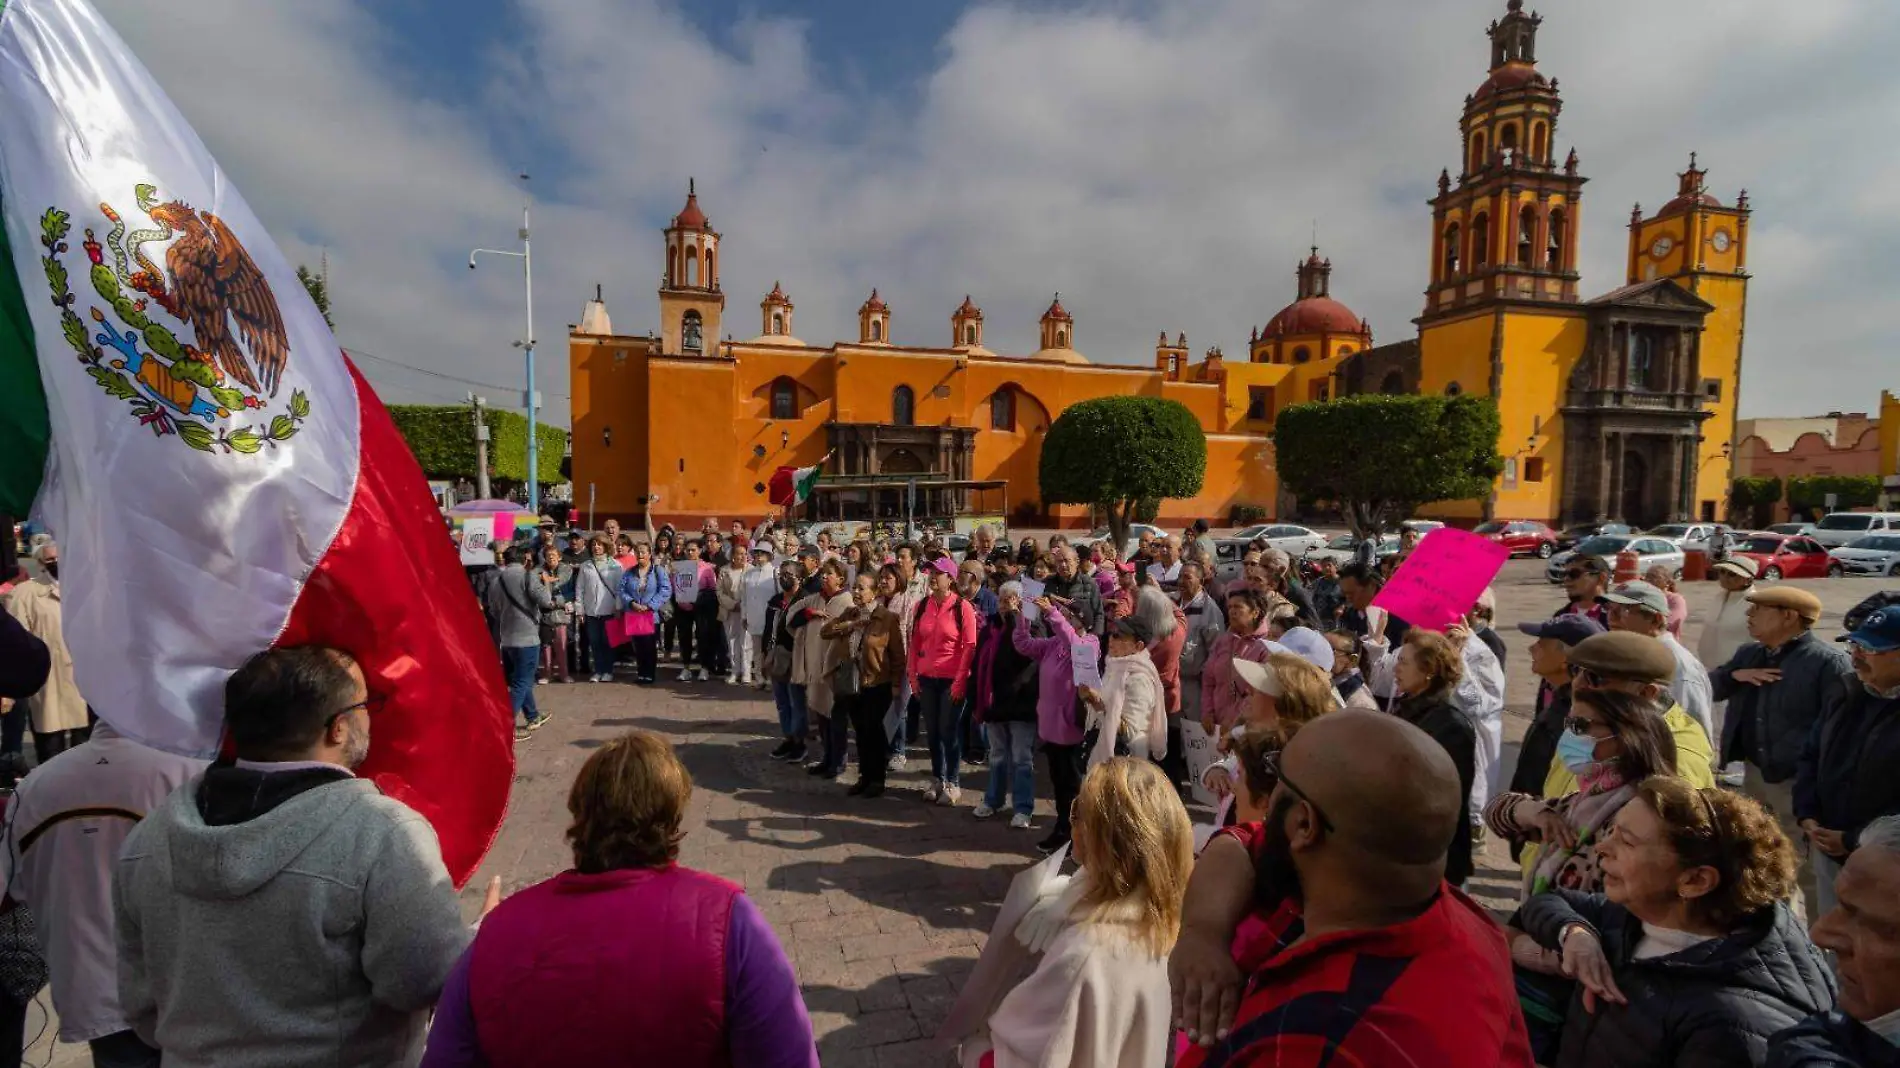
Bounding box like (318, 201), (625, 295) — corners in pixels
(27, 562), (1875, 1066)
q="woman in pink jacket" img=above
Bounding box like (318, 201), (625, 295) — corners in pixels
(1198, 587), (1281, 734)
(1015, 600), (1097, 855)
(907, 557), (978, 806)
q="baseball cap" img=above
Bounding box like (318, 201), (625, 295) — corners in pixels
(1516, 614), (1607, 645)
(750, 540), (776, 556)
(1745, 586), (1823, 624)
(1109, 616), (1153, 645)
(1277, 627), (1335, 672)
(1599, 580), (1669, 617)
(1711, 556), (1759, 580)
(1116, 560), (1137, 573)
(1232, 657), (1283, 697)
(1839, 606), (1900, 654)
(1567, 631), (1675, 684)
(928, 556), (959, 578)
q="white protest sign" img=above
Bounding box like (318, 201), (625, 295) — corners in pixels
(1181, 720), (1221, 807)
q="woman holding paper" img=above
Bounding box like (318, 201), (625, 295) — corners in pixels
(957, 758), (1191, 1068)
(1017, 599), (1094, 855)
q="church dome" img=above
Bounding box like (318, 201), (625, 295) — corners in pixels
(1474, 63), (1548, 100)
(1656, 190), (1723, 217)
(1030, 346), (1089, 365)
(1263, 296), (1365, 338)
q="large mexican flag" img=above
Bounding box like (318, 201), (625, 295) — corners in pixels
(0, 0), (511, 884)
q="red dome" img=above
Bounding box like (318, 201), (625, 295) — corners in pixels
(1263, 296), (1365, 338)
(1656, 191), (1722, 218)
(1474, 64), (1547, 99)
(672, 187), (709, 230)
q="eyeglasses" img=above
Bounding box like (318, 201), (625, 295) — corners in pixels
(1563, 716), (1607, 738)
(1261, 749), (1335, 833)
(1566, 664), (1609, 688)
(1563, 569), (1592, 580)
(330, 694), (387, 721)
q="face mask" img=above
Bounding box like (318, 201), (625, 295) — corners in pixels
(42, 562), (57, 580)
(1555, 729), (1602, 774)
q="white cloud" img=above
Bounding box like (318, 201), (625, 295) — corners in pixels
(95, 0), (1900, 422)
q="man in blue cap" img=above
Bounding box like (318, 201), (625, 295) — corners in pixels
(1794, 605), (1900, 917)
(1511, 614), (1606, 800)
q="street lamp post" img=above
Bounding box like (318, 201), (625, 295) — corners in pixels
(469, 180), (538, 515)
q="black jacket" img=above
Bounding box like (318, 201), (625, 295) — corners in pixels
(1769, 1012), (1900, 1068)
(1394, 692), (1476, 886)
(0, 610), (49, 700)
(1514, 682), (1574, 799)
(1715, 632), (1853, 783)
(1795, 674), (1900, 854)
(1519, 890), (1836, 1068)
(976, 612), (1040, 724)
(197, 763), (356, 826)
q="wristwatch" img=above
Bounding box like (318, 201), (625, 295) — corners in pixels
(1557, 921), (1597, 961)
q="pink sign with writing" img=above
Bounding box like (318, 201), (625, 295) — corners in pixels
(1370, 528), (1510, 630)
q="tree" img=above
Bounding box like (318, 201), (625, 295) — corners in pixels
(1273, 394), (1503, 538)
(1786, 474), (1880, 520)
(1039, 396), (1206, 550)
(297, 264), (334, 330)
(386, 404), (565, 487)
(1727, 476), (1781, 528)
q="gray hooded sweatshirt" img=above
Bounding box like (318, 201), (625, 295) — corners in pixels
(113, 773), (470, 1068)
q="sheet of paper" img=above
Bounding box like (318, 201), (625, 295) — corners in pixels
(1181, 720), (1221, 807)
(935, 845), (1071, 1051)
(1071, 645), (1102, 691)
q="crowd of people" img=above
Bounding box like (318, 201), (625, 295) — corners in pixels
(2, 512), (1899, 1067)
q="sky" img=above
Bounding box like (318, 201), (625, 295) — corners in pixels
(91, 0), (1899, 427)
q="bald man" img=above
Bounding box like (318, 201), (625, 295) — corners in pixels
(1171, 711), (1531, 1067)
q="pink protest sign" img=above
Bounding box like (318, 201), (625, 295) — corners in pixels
(1370, 527), (1510, 630)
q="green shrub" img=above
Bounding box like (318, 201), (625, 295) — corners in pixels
(387, 404), (565, 485)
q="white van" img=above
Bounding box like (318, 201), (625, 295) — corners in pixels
(1810, 512), (1900, 548)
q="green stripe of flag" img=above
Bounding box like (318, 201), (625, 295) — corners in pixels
(0, 180), (51, 517)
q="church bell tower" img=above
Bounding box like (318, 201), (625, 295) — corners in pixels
(659, 178), (725, 356)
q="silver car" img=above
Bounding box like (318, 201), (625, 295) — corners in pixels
(1212, 524), (1330, 582)
(1642, 523), (1733, 553)
(1546, 534), (1686, 584)
(1829, 534), (1900, 577)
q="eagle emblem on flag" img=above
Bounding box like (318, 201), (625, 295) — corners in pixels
(36, 183), (309, 453)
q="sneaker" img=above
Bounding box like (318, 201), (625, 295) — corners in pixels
(589, 674), (604, 683)
(887, 754), (908, 773)
(1009, 813), (1033, 830)
(921, 781), (941, 803)
(972, 802), (996, 819)
(679, 668), (693, 682)
(725, 674), (738, 685)
(513, 725), (532, 741)
(527, 716), (546, 732)
(939, 784), (960, 806)
(847, 780), (868, 797)
(859, 782), (885, 799)
(785, 743), (807, 764)
(770, 739), (795, 759)
(1470, 824), (1488, 849)
(806, 762), (831, 776)
(535, 678), (548, 686)
(1035, 831), (1070, 855)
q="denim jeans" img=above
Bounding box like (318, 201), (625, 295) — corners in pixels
(984, 721), (1037, 816)
(503, 644), (540, 725)
(774, 679), (809, 740)
(584, 615), (613, 677)
(919, 676), (962, 786)
(887, 676), (913, 751)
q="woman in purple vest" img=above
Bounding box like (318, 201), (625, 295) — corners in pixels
(420, 731), (818, 1068)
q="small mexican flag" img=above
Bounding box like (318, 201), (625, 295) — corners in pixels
(0, 0), (511, 883)
(768, 462), (823, 507)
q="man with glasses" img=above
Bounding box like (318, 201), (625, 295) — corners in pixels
(114, 646), (477, 1068)
(1600, 579), (1714, 741)
(1168, 709), (1532, 1065)
(1710, 586), (1851, 921)
(1792, 606), (1900, 920)
(1556, 555), (1611, 628)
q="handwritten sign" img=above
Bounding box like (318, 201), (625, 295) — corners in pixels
(1181, 720), (1221, 807)
(1371, 527), (1509, 631)
(452, 514), (516, 566)
(1071, 644), (1102, 691)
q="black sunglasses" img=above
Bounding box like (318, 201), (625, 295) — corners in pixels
(1262, 749), (1335, 833)
(1563, 715), (1605, 737)
(1566, 664), (1608, 688)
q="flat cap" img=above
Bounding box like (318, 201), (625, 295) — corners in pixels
(1566, 631), (1676, 684)
(1746, 586), (1823, 624)
(1599, 580), (1670, 617)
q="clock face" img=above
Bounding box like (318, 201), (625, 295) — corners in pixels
(1650, 235), (1676, 259)
(1711, 230), (1732, 253)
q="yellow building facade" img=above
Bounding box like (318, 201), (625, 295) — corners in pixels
(1401, 0), (1750, 527)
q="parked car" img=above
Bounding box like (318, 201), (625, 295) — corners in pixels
(1400, 519), (1445, 536)
(1472, 519), (1560, 559)
(1642, 523), (1733, 553)
(1556, 521), (1634, 550)
(1765, 522), (1813, 537)
(1809, 512), (1900, 549)
(1545, 534), (1686, 584)
(1730, 533), (1840, 580)
(1303, 532), (1400, 568)
(1212, 524), (1331, 583)
(1829, 534), (1900, 578)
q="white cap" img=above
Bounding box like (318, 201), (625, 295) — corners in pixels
(1232, 657), (1283, 697)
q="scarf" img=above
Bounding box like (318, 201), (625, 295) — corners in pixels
(1527, 771), (1635, 898)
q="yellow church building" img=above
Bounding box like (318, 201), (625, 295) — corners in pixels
(569, 0), (1749, 531)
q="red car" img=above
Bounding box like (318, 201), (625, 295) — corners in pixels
(1473, 519), (1560, 558)
(1731, 533), (1841, 580)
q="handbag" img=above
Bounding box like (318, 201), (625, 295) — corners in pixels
(766, 644), (793, 681)
(832, 654), (862, 697)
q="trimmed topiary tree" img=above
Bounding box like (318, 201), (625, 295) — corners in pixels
(1040, 396), (1207, 551)
(1728, 476), (1781, 528)
(387, 404), (565, 488)
(1272, 394), (1503, 538)
(1786, 474), (1880, 520)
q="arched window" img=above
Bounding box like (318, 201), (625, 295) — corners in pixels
(1337, 346), (1354, 358)
(1500, 124), (1519, 158)
(681, 310), (703, 352)
(1629, 331), (1657, 391)
(1470, 213), (1491, 268)
(770, 377), (797, 420)
(965, 324), (978, 345)
(706, 247), (717, 286)
(871, 319), (883, 342)
(1056, 328), (1068, 347)
(990, 388), (1016, 432)
(1442, 222), (1461, 278)
(1471, 131), (1487, 173)
(892, 385), (915, 426)
(1379, 370), (1407, 395)
(1517, 204), (1538, 267)
(1547, 207), (1566, 270)
(771, 312), (784, 335)
(667, 245), (678, 285)
(684, 247), (699, 286)
(1292, 347), (1311, 364)
(1530, 121), (1548, 164)
(1446, 381), (1464, 397)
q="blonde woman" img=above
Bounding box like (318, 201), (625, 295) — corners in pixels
(961, 758), (1192, 1068)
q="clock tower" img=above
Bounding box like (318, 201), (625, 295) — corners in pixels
(1628, 154), (1751, 518)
